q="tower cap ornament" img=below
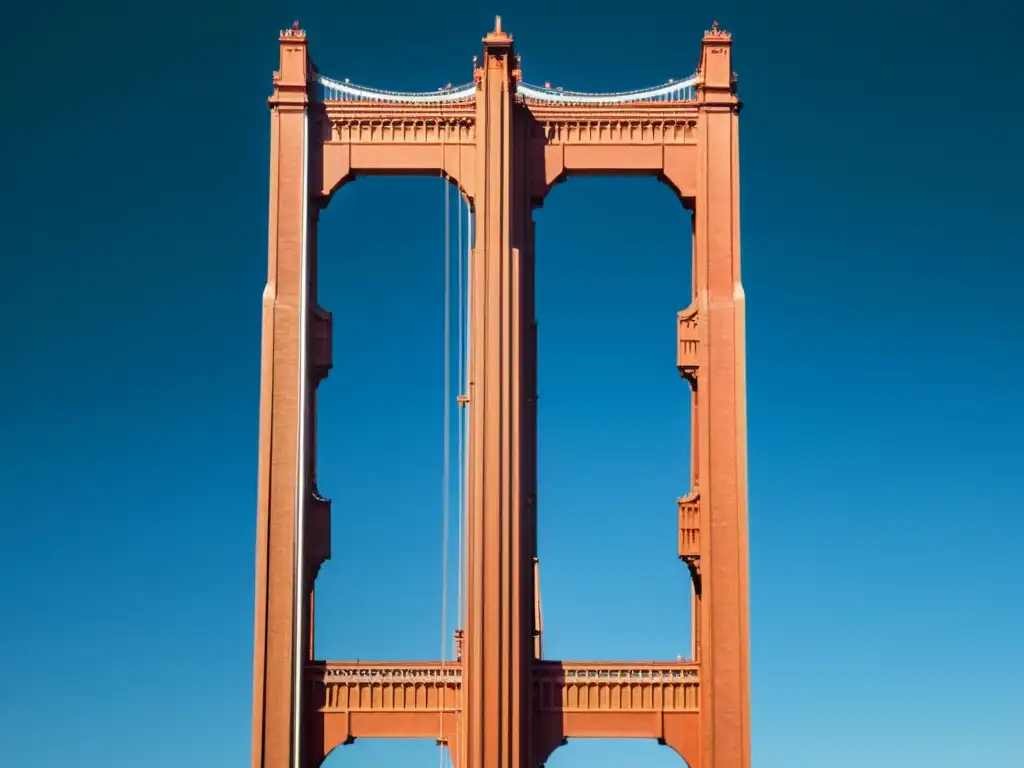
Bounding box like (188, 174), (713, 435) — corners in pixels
(485, 14), (511, 42)
(704, 19), (732, 39)
(280, 19), (306, 38)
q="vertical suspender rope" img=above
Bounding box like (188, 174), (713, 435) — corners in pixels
(454, 148), (467, 768)
(466, 196), (473, 638)
(455, 143), (466, 643)
(439, 126), (470, 768)
(438, 169), (452, 764)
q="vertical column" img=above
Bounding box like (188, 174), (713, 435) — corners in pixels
(252, 24), (311, 768)
(694, 23), (751, 768)
(463, 18), (532, 768)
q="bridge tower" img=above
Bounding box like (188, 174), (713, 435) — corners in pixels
(251, 19), (750, 768)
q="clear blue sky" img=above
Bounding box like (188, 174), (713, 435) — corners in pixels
(2, 2), (1022, 767)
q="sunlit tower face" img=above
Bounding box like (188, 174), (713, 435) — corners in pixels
(252, 19), (749, 768)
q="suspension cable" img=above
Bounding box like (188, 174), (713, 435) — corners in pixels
(454, 148), (467, 768)
(455, 148), (466, 638)
(463, 197), (473, 636)
(438, 170), (452, 764)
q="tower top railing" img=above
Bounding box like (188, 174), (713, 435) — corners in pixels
(313, 72), (700, 105)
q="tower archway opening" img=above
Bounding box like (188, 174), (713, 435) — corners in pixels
(313, 175), (472, 662)
(543, 736), (690, 767)
(320, 736), (446, 768)
(534, 176), (695, 662)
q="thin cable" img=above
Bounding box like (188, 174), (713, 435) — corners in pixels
(454, 184), (470, 768)
(455, 156), (466, 638)
(438, 171), (452, 764)
(464, 208), (473, 617)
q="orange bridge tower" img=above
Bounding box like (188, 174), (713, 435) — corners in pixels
(251, 18), (750, 768)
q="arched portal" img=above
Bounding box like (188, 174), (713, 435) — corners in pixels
(544, 738), (690, 768)
(534, 175), (694, 662)
(314, 175), (472, 663)
(321, 737), (449, 768)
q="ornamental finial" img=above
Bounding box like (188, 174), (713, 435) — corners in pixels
(704, 19), (732, 39)
(281, 20), (306, 38)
